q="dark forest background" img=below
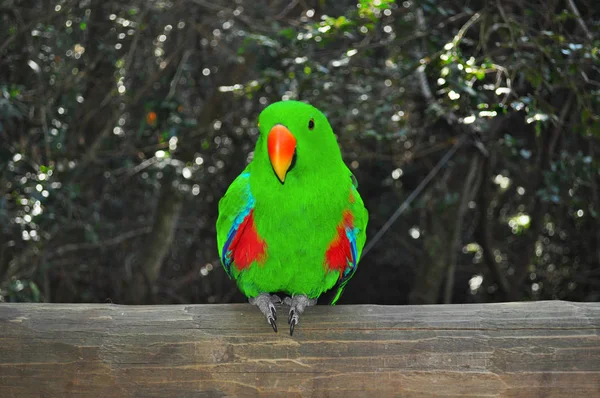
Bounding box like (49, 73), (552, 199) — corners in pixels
(1, 0), (599, 305)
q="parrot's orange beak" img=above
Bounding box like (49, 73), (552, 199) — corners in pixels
(267, 124), (296, 183)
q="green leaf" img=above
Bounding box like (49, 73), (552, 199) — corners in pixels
(278, 27), (295, 39)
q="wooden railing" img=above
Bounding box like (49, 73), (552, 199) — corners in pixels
(1, 301), (599, 396)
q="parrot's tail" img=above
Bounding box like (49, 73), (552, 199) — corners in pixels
(329, 283), (347, 305)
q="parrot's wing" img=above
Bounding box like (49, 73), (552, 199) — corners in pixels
(350, 171), (358, 189)
(330, 174), (369, 305)
(216, 170), (258, 278)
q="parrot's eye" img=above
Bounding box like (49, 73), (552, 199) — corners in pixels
(308, 118), (315, 130)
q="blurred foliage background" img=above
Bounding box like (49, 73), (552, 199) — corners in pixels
(1, 0), (599, 305)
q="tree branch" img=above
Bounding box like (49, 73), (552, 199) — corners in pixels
(566, 0), (593, 40)
(444, 153), (481, 303)
(591, 141), (600, 268)
(476, 151), (511, 298)
(47, 227), (152, 258)
(510, 92), (576, 299)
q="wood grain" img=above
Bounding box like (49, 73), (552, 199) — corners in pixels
(0, 301), (599, 397)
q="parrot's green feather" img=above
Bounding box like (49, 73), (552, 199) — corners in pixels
(216, 101), (368, 303)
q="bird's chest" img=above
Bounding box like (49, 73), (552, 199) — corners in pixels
(252, 189), (347, 257)
(257, 193), (344, 230)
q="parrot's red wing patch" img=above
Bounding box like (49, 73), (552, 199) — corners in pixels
(228, 209), (266, 271)
(325, 210), (355, 275)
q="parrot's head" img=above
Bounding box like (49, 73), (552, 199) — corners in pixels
(256, 101), (342, 184)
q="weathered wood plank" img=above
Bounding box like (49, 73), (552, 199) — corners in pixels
(0, 301), (599, 397)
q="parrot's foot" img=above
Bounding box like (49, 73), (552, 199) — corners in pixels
(249, 293), (282, 333)
(283, 295), (317, 336)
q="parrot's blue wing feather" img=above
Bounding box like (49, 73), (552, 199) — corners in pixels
(329, 225), (358, 305)
(330, 179), (366, 305)
(343, 227), (359, 279)
(217, 171), (255, 278)
(350, 172), (358, 189)
(221, 210), (251, 277)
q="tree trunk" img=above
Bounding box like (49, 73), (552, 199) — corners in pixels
(129, 167), (183, 304)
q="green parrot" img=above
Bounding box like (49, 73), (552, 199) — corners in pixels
(216, 100), (368, 335)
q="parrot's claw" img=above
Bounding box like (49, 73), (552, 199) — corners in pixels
(249, 293), (282, 333)
(269, 317), (278, 333)
(271, 305), (277, 321)
(283, 295), (317, 336)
